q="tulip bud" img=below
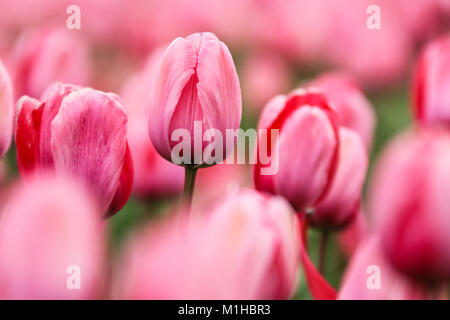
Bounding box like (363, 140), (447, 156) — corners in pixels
(309, 72), (375, 149)
(412, 36), (450, 127)
(0, 175), (105, 299)
(369, 128), (450, 281)
(254, 89), (339, 214)
(121, 48), (184, 198)
(148, 32), (242, 166)
(0, 59), (13, 158)
(15, 83), (133, 217)
(113, 189), (299, 299)
(9, 28), (90, 98)
(339, 236), (427, 300)
(312, 127), (368, 230)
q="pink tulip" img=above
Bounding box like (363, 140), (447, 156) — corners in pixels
(241, 50), (291, 111)
(412, 35), (450, 127)
(15, 83), (133, 217)
(312, 127), (368, 230)
(339, 236), (427, 300)
(0, 174), (105, 299)
(308, 72), (375, 149)
(121, 48), (184, 198)
(254, 89), (339, 214)
(0, 59), (13, 158)
(113, 189), (299, 299)
(369, 128), (450, 281)
(8, 28), (90, 99)
(148, 32), (242, 166)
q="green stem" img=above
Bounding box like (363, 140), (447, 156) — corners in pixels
(182, 167), (198, 214)
(318, 231), (328, 275)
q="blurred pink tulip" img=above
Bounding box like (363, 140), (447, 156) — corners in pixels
(148, 32), (242, 165)
(412, 35), (450, 127)
(15, 83), (133, 217)
(0, 59), (14, 158)
(312, 128), (368, 230)
(8, 28), (90, 99)
(241, 51), (291, 111)
(113, 189), (299, 299)
(369, 128), (450, 281)
(339, 236), (427, 300)
(254, 89), (339, 214)
(121, 48), (184, 198)
(308, 72), (375, 149)
(0, 174), (106, 299)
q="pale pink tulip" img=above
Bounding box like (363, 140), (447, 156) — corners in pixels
(113, 189), (299, 299)
(15, 83), (133, 217)
(148, 32), (242, 166)
(254, 89), (339, 214)
(369, 128), (450, 280)
(412, 35), (450, 127)
(339, 236), (427, 300)
(0, 58), (13, 158)
(312, 128), (368, 230)
(8, 28), (90, 99)
(241, 51), (291, 111)
(308, 72), (375, 148)
(0, 174), (105, 299)
(121, 48), (184, 198)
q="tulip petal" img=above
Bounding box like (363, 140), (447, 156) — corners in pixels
(0, 60), (14, 158)
(50, 88), (128, 214)
(106, 143), (134, 217)
(298, 215), (337, 300)
(15, 96), (43, 174)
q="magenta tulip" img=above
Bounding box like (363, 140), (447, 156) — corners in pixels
(309, 72), (375, 148)
(148, 32), (242, 166)
(0, 59), (13, 158)
(0, 174), (106, 299)
(412, 35), (450, 127)
(15, 83), (133, 217)
(369, 128), (450, 281)
(254, 89), (339, 214)
(339, 236), (427, 300)
(113, 189), (299, 299)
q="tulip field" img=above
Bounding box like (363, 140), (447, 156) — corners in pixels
(0, 0), (450, 302)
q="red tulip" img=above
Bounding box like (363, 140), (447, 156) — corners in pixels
(412, 35), (450, 127)
(0, 174), (106, 299)
(369, 128), (450, 281)
(254, 89), (339, 214)
(15, 83), (133, 217)
(113, 189), (299, 299)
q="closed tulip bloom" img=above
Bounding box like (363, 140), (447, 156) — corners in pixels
(113, 189), (299, 299)
(339, 236), (427, 300)
(0, 59), (13, 158)
(148, 32), (242, 166)
(15, 83), (133, 217)
(369, 129), (450, 280)
(312, 127), (368, 230)
(309, 72), (375, 148)
(412, 36), (450, 126)
(0, 175), (106, 299)
(254, 89), (339, 214)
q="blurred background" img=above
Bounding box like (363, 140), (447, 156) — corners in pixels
(1, 0), (449, 299)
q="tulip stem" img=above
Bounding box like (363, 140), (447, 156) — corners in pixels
(318, 231), (328, 274)
(182, 167), (198, 214)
